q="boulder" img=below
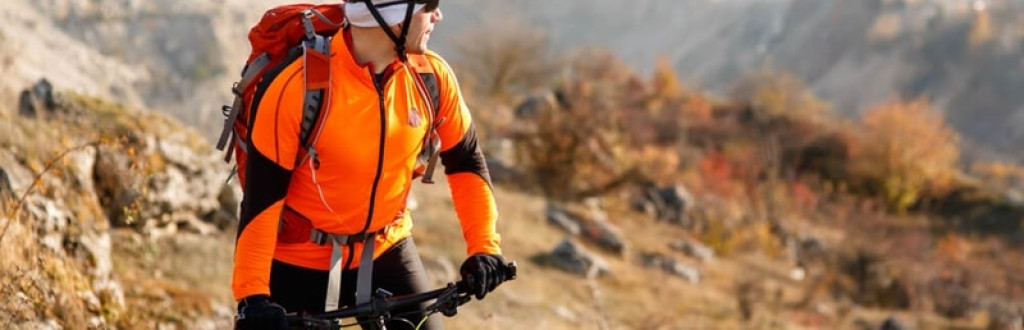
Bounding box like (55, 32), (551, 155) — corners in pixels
(514, 91), (561, 119)
(545, 204), (581, 236)
(545, 202), (629, 256)
(632, 183), (697, 227)
(641, 253), (701, 284)
(657, 185), (696, 226)
(669, 239), (715, 262)
(582, 199), (628, 255)
(879, 317), (905, 330)
(550, 238), (610, 279)
(94, 134), (234, 235)
(17, 79), (57, 118)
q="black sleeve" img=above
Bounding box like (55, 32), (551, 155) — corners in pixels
(439, 123), (493, 187)
(236, 148), (293, 239)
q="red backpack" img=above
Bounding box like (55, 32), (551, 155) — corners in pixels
(216, 3), (442, 189)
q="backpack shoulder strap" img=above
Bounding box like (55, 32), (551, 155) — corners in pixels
(295, 13), (335, 169)
(406, 54), (445, 183)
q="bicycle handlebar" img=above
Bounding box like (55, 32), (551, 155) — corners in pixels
(287, 261), (517, 329)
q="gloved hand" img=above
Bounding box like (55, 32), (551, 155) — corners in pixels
(234, 295), (289, 330)
(459, 253), (508, 300)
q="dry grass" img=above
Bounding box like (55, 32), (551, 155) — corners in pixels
(410, 177), (793, 330)
(1, 66), (1020, 330)
(0, 216), (36, 326)
(109, 228), (234, 329)
(0, 97), (229, 329)
(0, 217), (99, 328)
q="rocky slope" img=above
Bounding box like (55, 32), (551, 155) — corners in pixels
(3, 0), (1024, 158)
(0, 82), (237, 328)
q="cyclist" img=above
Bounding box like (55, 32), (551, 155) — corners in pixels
(232, 1), (510, 329)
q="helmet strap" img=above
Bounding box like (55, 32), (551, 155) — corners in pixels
(363, 1), (418, 62)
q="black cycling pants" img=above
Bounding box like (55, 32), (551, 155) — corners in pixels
(269, 237), (443, 330)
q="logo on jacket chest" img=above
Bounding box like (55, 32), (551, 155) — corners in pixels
(408, 107), (423, 128)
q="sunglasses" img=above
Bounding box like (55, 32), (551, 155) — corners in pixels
(370, 0), (440, 12)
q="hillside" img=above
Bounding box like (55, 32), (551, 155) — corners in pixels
(4, 0), (1024, 162)
(2, 0), (1024, 329)
(439, 0), (1024, 160)
(0, 83), (779, 329)
(2, 63), (1024, 329)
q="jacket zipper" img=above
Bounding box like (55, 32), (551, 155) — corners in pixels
(360, 68), (388, 234)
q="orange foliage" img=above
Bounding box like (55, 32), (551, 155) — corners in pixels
(970, 162), (1024, 189)
(789, 181), (820, 211)
(728, 68), (831, 122)
(681, 94), (714, 125)
(936, 233), (971, 263)
(634, 145), (681, 183)
(698, 150), (756, 198)
(856, 98), (960, 212)
(651, 57), (682, 100)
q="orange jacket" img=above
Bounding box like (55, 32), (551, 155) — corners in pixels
(232, 29), (501, 301)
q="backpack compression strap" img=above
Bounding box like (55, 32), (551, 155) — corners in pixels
(217, 53), (272, 162)
(296, 20), (332, 169)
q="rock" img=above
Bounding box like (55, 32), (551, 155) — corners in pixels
(26, 197), (74, 256)
(657, 185), (695, 226)
(94, 133), (233, 234)
(640, 253), (701, 284)
(0, 169), (11, 210)
(93, 278), (125, 314)
(550, 238), (610, 278)
(546, 202), (629, 256)
(553, 306), (577, 322)
(583, 217), (627, 256)
(77, 229), (113, 279)
(64, 146), (98, 196)
(214, 183), (240, 229)
(661, 259), (701, 284)
(484, 138), (523, 183)
(879, 317), (905, 330)
(94, 144), (144, 228)
(514, 91), (561, 119)
(630, 192), (659, 219)
(633, 183), (697, 227)
(17, 79), (56, 118)
(545, 204), (581, 236)
(582, 199), (628, 255)
(0, 149), (35, 193)
(669, 239), (715, 262)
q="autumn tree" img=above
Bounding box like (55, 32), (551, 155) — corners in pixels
(854, 99), (960, 212)
(728, 67), (831, 123)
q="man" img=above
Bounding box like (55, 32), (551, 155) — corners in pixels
(232, 1), (509, 329)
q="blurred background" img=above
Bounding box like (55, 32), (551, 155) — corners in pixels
(1, 0), (1023, 329)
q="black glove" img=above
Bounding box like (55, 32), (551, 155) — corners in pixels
(234, 295), (289, 330)
(460, 253), (508, 300)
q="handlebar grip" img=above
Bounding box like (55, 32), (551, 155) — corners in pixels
(505, 261), (517, 281)
(460, 261), (518, 293)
